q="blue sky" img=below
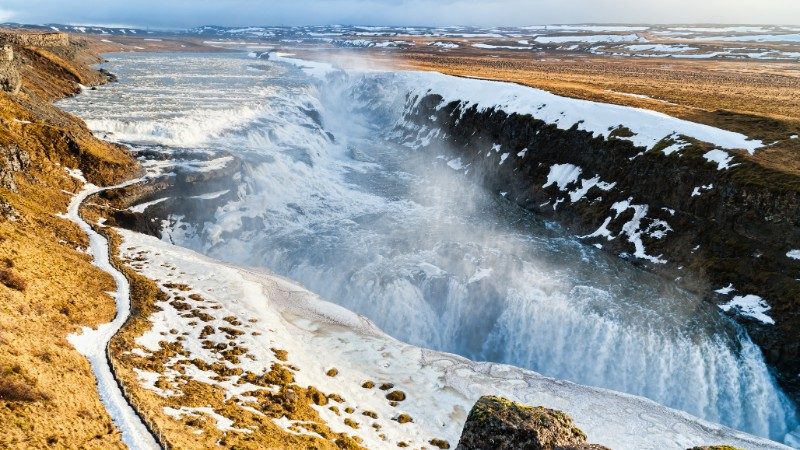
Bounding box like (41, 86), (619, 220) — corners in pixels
(1, 0), (798, 28)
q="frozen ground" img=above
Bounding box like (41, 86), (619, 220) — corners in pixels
(63, 170), (160, 450)
(116, 228), (792, 450)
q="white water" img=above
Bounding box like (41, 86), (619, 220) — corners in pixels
(59, 52), (799, 446)
(64, 171), (160, 450)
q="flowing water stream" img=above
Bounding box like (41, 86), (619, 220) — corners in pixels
(60, 51), (799, 445)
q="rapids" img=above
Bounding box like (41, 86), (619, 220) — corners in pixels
(59, 51), (799, 445)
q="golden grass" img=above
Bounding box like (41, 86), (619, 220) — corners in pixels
(314, 47), (800, 175)
(0, 29), (140, 449)
(98, 228), (365, 449)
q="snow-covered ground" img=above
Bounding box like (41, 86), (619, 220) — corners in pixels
(116, 229), (792, 450)
(63, 171), (160, 450)
(399, 70), (762, 154)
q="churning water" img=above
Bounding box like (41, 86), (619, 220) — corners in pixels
(60, 52), (799, 444)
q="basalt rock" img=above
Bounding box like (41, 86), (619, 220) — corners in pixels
(0, 145), (30, 192)
(0, 45), (21, 94)
(0, 31), (70, 48)
(456, 396), (609, 450)
(403, 94), (800, 403)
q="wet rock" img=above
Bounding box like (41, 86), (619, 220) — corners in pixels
(98, 68), (118, 83)
(406, 93), (800, 403)
(456, 396), (608, 450)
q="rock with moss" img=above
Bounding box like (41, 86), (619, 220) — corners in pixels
(456, 396), (609, 450)
(687, 446), (743, 450)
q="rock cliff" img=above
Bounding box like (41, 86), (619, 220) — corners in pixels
(0, 45), (21, 94)
(400, 91), (800, 403)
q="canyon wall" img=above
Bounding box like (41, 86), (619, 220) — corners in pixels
(400, 92), (800, 401)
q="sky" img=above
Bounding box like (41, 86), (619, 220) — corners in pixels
(1, 0), (799, 28)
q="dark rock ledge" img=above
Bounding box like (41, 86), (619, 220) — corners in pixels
(402, 94), (800, 403)
(457, 396), (743, 450)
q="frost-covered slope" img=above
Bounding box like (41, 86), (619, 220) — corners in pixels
(116, 229), (790, 450)
(399, 71), (762, 154)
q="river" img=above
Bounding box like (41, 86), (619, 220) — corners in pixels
(59, 51), (799, 444)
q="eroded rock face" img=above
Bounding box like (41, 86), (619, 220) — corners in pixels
(403, 94), (800, 403)
(0, 145), (30, 192)
(456, 396), (609, 450)
(0, 45), (21, 94)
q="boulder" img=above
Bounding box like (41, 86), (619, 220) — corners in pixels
(456, 396), (610, 450)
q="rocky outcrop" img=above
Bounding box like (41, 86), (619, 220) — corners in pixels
(688, 446), (743, 450)
(456, 396), (609, 450)
(0, 45), (21, 94)
(402, 93), (800, 402)
(0, 145), (30, 191)
(0, 31), (70, 48)
(100, 150), (242, 238)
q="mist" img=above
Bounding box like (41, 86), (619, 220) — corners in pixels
(2, 0), (799, 28)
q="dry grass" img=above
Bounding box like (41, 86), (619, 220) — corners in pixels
(0, 28), (139, 449)
(0, 267), (26, 291)
(313, 47), (800, 175)
(99, 229), (365, 449)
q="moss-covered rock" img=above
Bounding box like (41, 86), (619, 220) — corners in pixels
(456, 396), (609, 450)
(687, 446), (743, 450)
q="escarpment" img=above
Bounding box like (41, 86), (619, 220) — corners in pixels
(399, 90), (800, 402)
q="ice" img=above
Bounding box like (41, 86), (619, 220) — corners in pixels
(268, 52), (338, 79)
(610, 199), (668, 264)
(690, 33), (800, 43)
(190, 190), (230, 200)
(543, 163), (583, 190)
(536, 34), (645, 44)
(719, 295), (775, 325)
(703, 149), (736, 170)
(129, 197), (169, 213)
(472, 43), (533, 50)
(402, 71), (762, 153)
(716, 284), (736, 295)
(569, 176), (616, 203)
(625, 44), (698, 53)
(115, 229), (791, 450)
(429, 42), (459, 49)
(163, 407), (251, 433)
(64, 178), (160, 450)
(447, 157), (465, 170)
(691, 184), (714, 197)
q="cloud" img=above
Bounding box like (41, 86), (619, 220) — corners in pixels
(1, 0), (798, 28)
(0, 9), (15, 23)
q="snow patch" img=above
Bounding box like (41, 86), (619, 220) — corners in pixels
(719, 295), (775, 325)
(543, 164), (582, 190)
(703, 149), (735, 170)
